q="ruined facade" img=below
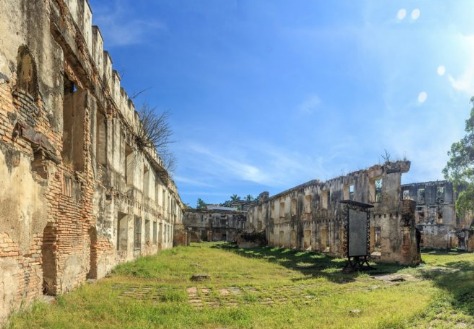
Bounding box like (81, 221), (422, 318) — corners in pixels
(401, 181), (473, 251)
(246, 161), (420, 265)
(184, 208), (246, 242)
(0, 0), (183, 323)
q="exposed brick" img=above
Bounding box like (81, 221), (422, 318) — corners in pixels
(0, 0), (184, 325)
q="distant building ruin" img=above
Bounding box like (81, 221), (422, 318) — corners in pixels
(246, 161), (421, 265)
(0, 0), (184, 323)
(401, 181), (474, 251)
(184, 208), (246, 242)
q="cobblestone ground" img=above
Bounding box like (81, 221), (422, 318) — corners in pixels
(111, 274), (418, 309)
(112, 283), (310, 307)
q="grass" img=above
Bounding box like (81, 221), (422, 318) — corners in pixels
(6, 243), (474, 329)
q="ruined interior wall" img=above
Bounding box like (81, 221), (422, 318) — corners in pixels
(183, 210), (246, 242)
(467, 232), (474, 252)
(173, 223), (189, 246)
(0, 151), (48, 322)
(0, 0), (184, 324)
(0, 0), (66, 321)
(247, 161), (418, 264)
(401, 181), (459, 249)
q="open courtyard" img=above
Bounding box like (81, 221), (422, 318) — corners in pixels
(6, 243), (474, 329)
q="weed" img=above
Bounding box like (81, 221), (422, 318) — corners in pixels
(6, 244), (474, 329)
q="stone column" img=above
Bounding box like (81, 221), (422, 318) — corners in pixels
(400, 199), (421, 265)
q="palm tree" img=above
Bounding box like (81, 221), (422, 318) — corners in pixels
(230, 194), (241, 202)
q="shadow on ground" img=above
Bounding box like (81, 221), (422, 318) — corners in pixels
(214, 243), (406, 284)
(419, 251), (474, 317)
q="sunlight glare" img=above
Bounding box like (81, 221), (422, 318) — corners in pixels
(411, 9), (421, 20)
(417, 91), (428, 103)
(397, 9), (407, 20)
(437, 65), (446, 76)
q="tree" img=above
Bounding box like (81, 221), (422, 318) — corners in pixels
(196, 198), (207, 210)
(245, 194), (254, 202)
(443, 97), (474, 219)
(159, 149), (177, 174)
(230, 194), (241, 202)
(136, 103), (176, 173)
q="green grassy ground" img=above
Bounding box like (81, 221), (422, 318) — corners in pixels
(6, 243), (474, 329)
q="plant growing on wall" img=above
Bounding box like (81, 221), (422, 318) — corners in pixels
(136, 103), (176, 173)
(443, 96), (474, 222)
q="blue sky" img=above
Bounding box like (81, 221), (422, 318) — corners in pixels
(89, 0), (474, 207)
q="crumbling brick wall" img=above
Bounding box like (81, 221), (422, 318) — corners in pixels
(247, 161), (420, 264)
(183, 209), (247, 242)
(401, 181), (464, 250)
(0, 0), (184, 324)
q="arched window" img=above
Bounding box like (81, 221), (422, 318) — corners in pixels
(16, 46), (38, 98)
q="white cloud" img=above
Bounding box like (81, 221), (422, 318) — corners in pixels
(447, 35), (474, 95)
(179, 191), (229, 197)
(181, 141), (330, 189)
(92, 1), (166, 47)
(173, 175), (214, 188)
(448, 60), (474, 95)
(298, 94), (321, 115)
(186, 143), (269, 184)
(379, 92), (467, 185)
(437, 65), (446, 76)
(102, 20), (165, 47)
(417, 91), (428, 103)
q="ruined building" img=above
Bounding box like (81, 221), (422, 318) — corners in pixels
(246, 161), (420, 265)
(0, 0), (184, 323)
(401, 181), (473, 251)
(184, 207), (246, 243)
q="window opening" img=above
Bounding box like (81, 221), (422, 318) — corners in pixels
(124, 144), (133, 186)
(417, 189), (425, 204)
(375, 179), (382, 202)
(403, 190), (410, 200)
(145, 219), (150, 243)
(117, 212), (128, 252)
(279, 201), (285, 218)
(304, 195), (312, 213)
(321, 191), (329, 209)
(96, 110), (107, 167)
(349, 184), (355, 201)
(134, 216), (142, 250)
(153, 221), (157, 244)
(291, 199), (297, 216)
(436, 186), (445, 203)
(143, 166), (150, 199)
(62, 75), (85, 171)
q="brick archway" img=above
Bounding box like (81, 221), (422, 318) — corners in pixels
(41, 223), (57, 295)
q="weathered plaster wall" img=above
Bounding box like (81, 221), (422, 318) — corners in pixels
(247, 161), (420, 264)
(184, 209), (247, 242)
(0, 148), (49, 321)
(400, 181), (468, 250)
(183, 209), (247, 242)
(0, 0), (184, 324)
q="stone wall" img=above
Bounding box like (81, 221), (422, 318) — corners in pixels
(246, 161), (420, 265)
(184, 209), (247, 243)
(0, 0), (184, 324)
(401, 181), (474, 251)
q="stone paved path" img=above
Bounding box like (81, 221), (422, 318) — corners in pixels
(111, 272), (418, 308)
(112, 283), (339, 308)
